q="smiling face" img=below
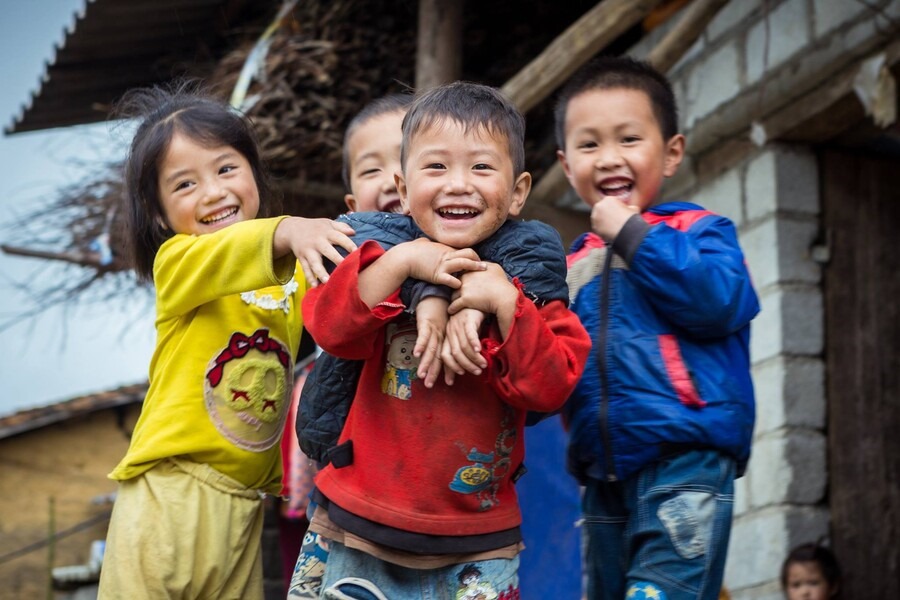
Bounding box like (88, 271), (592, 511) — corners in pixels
(785, 562), (834, 600)
(344, 109), (406, 214)
(157, 131), (260, 236)
(558, 86), (684, 212)
(397, 119), (530, 248)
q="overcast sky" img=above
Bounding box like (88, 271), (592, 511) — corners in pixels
(0, 1), (155, 417)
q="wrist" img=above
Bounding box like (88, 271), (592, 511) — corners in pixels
(383, 243), (414, 280)
(493, 282), (520, 323)
(271, 215), (295, 259)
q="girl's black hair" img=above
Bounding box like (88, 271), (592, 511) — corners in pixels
(780, 542), (842, 598)
(114, 79), (278, 281)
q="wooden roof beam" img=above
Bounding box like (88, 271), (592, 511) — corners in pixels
(501, 0), (668, 114)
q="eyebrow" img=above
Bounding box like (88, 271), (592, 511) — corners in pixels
(414, 146), (503, 160)
(353, 150), (382, 165)
(162, 151), (238, 185)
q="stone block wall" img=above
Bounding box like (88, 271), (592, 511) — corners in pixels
(675, 144), (829, 597)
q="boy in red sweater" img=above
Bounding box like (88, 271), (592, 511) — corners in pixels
(301, 82), (590, 599)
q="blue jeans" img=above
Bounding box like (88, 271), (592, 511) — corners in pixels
(582, 449), (735, 600)
(321, 541), (520, 600)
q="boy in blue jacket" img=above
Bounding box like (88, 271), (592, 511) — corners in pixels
(554, 56), (760, 600)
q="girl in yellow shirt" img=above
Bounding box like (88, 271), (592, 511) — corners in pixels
(98, 81), (356, 600)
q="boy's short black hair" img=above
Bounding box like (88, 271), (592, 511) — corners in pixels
(554, 55), (679, 150)
(401, 81), (526, 176)
(341, 93), (414, 191)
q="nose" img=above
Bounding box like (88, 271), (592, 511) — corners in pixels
(443, 168), (472, 194)
(380, 175), (397, 193)
(595, 143), (624, 170)
(202, 180), (227, 203)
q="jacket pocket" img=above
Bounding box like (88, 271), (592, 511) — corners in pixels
(658, 334), (706, 408)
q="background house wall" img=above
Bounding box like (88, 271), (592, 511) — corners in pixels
(0, 394), (287, 600)
(625, 0), (899, 596)
(0, 407), (138, 599)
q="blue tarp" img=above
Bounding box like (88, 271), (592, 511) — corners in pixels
(517, 415), (583, 599)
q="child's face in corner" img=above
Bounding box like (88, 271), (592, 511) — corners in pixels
(397, 120), (531, 249)
(157, 131), (260, 236)
(557, 86), (684, 213)
(784, 561), (834, 600)
(344, 110), (406, 214)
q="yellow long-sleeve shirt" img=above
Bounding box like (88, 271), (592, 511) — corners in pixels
(110, 217), (308, 493)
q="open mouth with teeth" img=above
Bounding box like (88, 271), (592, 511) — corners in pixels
(438, 207), (480, 220)
(200, 206), (239, 224)
(598, 180), (633, 198)
(382, 199), (404, 214)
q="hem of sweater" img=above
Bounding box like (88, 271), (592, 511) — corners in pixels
(313, 488), (522, 554)
(309, 506), (523, 569)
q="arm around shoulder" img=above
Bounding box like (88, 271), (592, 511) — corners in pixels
(155, 217), (294, 317)
(301, 241), (407, 359)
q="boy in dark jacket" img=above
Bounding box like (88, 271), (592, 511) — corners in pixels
(555, 56), (760, 600)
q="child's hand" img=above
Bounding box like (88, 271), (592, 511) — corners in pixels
(441, 308), (488, 386)
(590, 196), (640, 242)
(414, 296), (449, 388)
(447, 264), (516, 316)
(448, 264), (519, 340)
(275, 217), (357, 286)
(402, 238), (487, 288)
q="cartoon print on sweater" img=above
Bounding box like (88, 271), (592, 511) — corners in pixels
(449, 407), (516, 510)
(381, 319), (419, 400)
(204, 328), (293, 452)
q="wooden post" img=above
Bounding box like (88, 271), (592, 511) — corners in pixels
(416, 0), (463, 91)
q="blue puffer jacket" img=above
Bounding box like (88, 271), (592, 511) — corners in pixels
(564, 202), (760, 483)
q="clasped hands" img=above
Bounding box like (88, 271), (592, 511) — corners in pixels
(402, 238), (520, 389)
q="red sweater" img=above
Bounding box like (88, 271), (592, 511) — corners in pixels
(302, 242), (590, 540)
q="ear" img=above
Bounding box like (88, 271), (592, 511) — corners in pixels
(344, 193), (358, 213)
(663, 133), (686, 178)
(395, 171), (410, 214)
(156, 215), (169, 231)
(557, 149), (574, 182)
(506, 171), (532, 218)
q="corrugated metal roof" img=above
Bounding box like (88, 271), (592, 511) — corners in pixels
(0, 383), (147, 440)
(5, 0), (270, 135)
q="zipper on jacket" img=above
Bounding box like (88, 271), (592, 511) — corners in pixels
(598, 247), (617, 482)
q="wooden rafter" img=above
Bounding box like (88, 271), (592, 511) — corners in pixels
(501, 0), (669, 113)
